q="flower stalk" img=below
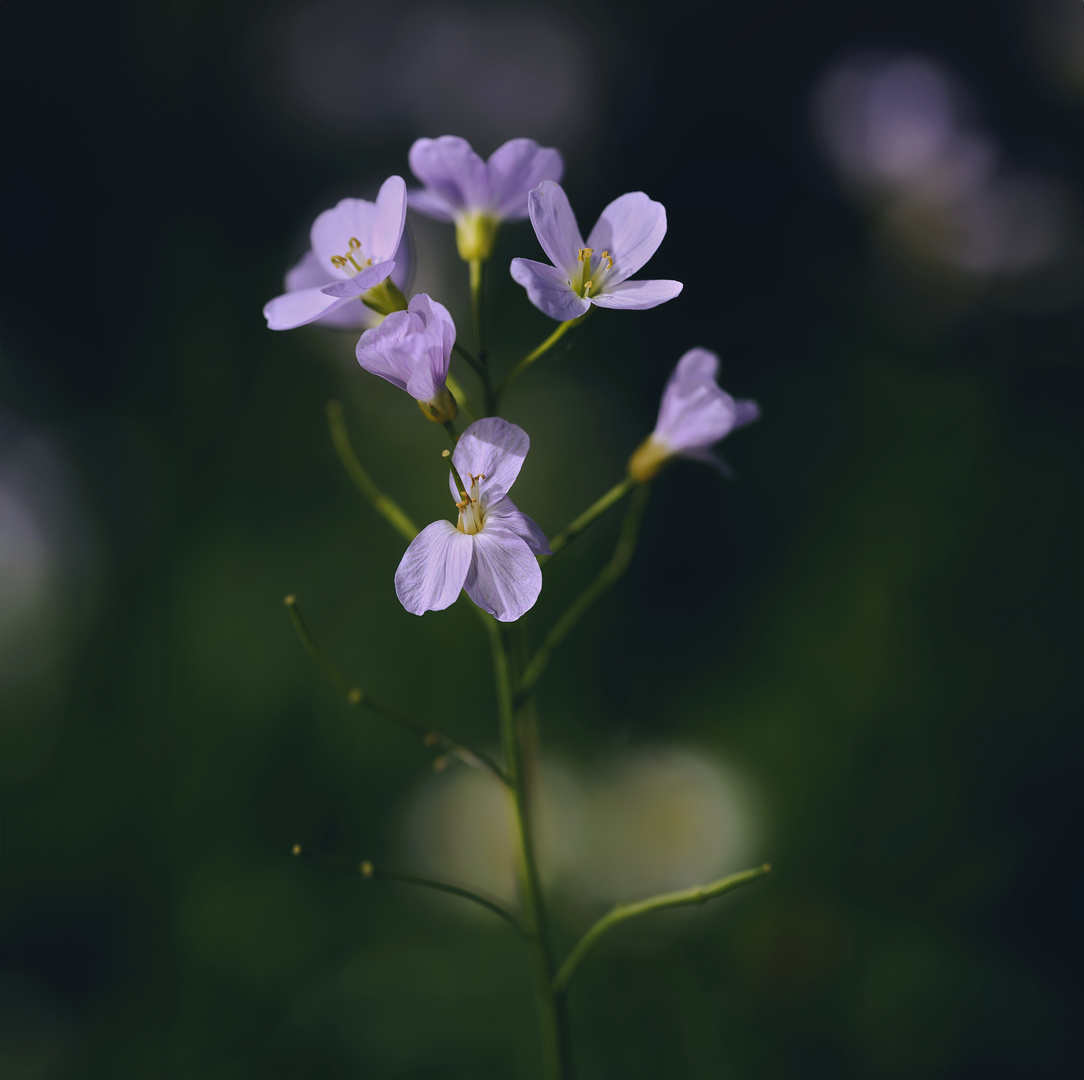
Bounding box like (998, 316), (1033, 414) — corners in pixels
(486, 616), (569, 1078)
(547, 475), (637, 557)
(552, 864), (773, 995)
(326, 401), (418, 543)
(496, 311), (588, 406)
(519, 483), (650, 701)
(284, 595), (508, 785)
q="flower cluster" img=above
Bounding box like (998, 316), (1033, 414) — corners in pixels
(266, 136), (759, 622)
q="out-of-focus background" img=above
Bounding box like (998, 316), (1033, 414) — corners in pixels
(2, 1), (1080, 1076)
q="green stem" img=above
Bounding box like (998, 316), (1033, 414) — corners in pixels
(364, 865), (526, 934)
(285, 596), (508, 785)
(496, 312), (589, 406)
(452, 341), (486, 383)
(518, 484), (650, 702)
(486, 617), (567, 1078)
(548, 476), (637, 557)
(294, 847), (523, 933)
(445, 372), (477, 423)
(469, 258), (486, 362)
(552, 864), (773, 995)
(326, 401), (418, 543)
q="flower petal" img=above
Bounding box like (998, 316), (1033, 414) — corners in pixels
(527, 181), (585, 276)
(394, 520), (474, 615)
(263, 285), (355, 330)
(369, 175), (408, 263)
(281, 252), (373, 329)
(355, 310), (420, 393)
(451, 417), (530, 503)
(510, 259), (591, 323)
(310, 197), (379, 276)
(653, 348), (758, 452)
(319, 260), (396, 297)
(586, 192), (668, 283)
(409, 136), (490, 213)
(407, 187), (457, 222)
(464, 525), (542, 622)
(403, 293), (454, 400)
(589, 278), (683, 310)
(484, 495), (551, 556)
(487, 139), (564, 221)
(733, 399), (761, 430)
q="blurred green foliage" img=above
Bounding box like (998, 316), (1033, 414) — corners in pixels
(1, 1), (1080, 1077)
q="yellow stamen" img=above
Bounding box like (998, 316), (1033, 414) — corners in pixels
(578, 247), (594, 262)
(601, 249), (613, 270)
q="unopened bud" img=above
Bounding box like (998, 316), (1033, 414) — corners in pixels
(417, 386), (458, 424)
(627, 435), (673, 483)
(455, 210), (500, 261)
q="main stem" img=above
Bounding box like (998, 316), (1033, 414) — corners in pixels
(488, 620), (568, 1078)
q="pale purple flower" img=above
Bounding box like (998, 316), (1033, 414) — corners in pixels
(355, 294), (458, 422)
(510, 180), (683, 322)
(276, 233), (414, 331)
(408, 136), (564, 260)
(264, 176), (408, 330)
(628, 349), (759, 482)
(395, 418), (550, 622)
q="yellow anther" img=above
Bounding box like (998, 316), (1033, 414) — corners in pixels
(331, 254), (348, 268)
(349, 237), (361, 249)
(583, 280), (593, 296)
(601, 249), (613, 270)
(578, 247), (594, 262)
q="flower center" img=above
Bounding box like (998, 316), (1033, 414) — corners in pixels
(573, 246), (614, 297)
(329, 236), (374, 276)
(455, 472), (487, 535)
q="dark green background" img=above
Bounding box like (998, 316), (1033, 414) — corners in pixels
(2, 1), (1080, 1076)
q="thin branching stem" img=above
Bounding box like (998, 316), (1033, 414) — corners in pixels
(326, 401), (418, 543)
(445, 372), (477, 423)
(285, 596), (508, 785)
(292, 847), (524, 933)
(485, 616), (566, 1077)
(547, 476), (637, 557)
(552, 864), (773, 995)
(518, 484), (650, 702)
(496, 311), (589, 407)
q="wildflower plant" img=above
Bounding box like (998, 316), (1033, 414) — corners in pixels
(271, 134), (770, 1077)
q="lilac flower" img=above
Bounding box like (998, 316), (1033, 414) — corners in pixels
(264, 176), (408, 330)
(510, 180), (683, 322)
(275, 232), (414, 331)
(628, 349), (760, 482)
(355, 294), (458, 423)
(408, 136), (564, 260)
(395, 418), (550, 622)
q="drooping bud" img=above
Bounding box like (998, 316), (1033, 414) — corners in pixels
(627, 435), (673, 483)
(417, 387), (458, 424)
(455, 210), (500, 261)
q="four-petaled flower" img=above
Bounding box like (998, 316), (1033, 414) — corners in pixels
(264, 176), (408, 330)
(510, 180), (683, 322)
(628, 348), (760, 482)
(408, 136), (564, 261)
(395, 418), (551, 622)
(355, 294), (458, 423)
